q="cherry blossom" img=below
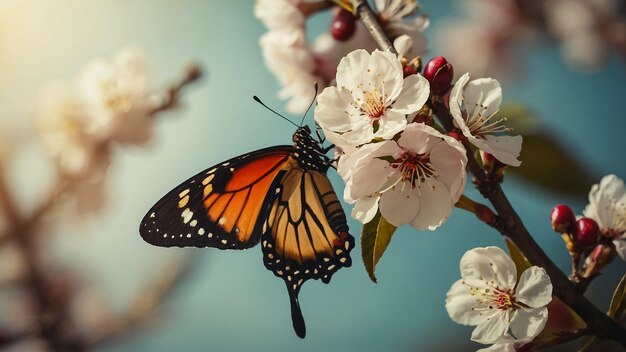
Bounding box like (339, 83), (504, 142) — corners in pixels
(340, 123), (467, 230)
(449, 73), (522, 166)
(315, 49), (430, 149)
(77, 47), (156, 145)
(446, 247), (552, 345)
(583, 174), (626, 260)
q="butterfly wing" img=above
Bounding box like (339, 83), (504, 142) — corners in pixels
(260, 159), (355, 338)
(140, 146), (292, 249)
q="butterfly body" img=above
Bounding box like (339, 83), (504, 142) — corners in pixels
(140, 126), (354, 338)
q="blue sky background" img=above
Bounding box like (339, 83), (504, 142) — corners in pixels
(0, 1), (624, 351)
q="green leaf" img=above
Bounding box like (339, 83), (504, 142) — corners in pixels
(505, 239), (531, 279)
(509, 133), (596, 199)
(608, 272), (626, 319)
(361, 211), (397, 283)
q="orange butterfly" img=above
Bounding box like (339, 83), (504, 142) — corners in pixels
(139, 110), (354, 338)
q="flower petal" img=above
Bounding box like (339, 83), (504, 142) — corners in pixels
(409, 178), (454, 231)
(315, 87), (361, 132)
(347, 141), (401, 200)
(429, 136), (467, 202)
(615, 238), (626, 261)
(477, 343), (517, 352)
(393, 34), (413, 59)
(509, 307), (548, 341)
(351, 196), (380, 224)
(481, 135), (522, 167)
(375, 110), (408, 140)
(464, 77), (502, 121)
(460, 247), (517, 289)
(583, 174), (626, 232)
(391, 74), (430, 114)
(379, 182), (420, 226)
(445, 279), (489, 326)
(471, 310), (510, 344)
(449, 73), (471, 129)
(515, 266), (553, 308)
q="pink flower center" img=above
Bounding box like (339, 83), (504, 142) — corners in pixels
(390, 149), (435, 187)
(468, 282), (521, 313)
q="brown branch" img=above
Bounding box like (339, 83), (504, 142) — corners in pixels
(151, 63), (203, 115)
(433, 100), (626, 346)
(355, 2), (626, 348)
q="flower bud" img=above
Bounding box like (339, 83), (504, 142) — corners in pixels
(330, 8), (356, 42)
(402, 57), (422, 78)
(582, 244), (615, 278)
(447, 129), (463, 142)
(423, 56), (454, 95)
(573, 217), (599, 248)
(549, 204), (576, 233)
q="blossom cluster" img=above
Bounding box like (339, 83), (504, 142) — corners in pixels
(255, 0), (429, 114)
(35, 48), (158, 214)
(436, 0), (626, 78)
(313, 48), (521, 231)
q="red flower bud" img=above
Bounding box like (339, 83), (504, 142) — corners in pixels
(573, 217), (599, 248)
(550, 204), (576, 234)
(423, 56), (454, 95)
(330, 9), (356, 42)
(447, 129), (463, 142)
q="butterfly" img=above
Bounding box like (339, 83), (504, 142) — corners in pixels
(139, 102), (354, 338)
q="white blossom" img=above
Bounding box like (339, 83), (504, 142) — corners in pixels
(446, 247), (552, 345)
(77, 47), (156, 145)
(449, 73), (522, 166)
(583, 174), (626, 260)
(340, 123), (467, 230)
(315, 49), (430, 149)
(36, 81), (110, 179)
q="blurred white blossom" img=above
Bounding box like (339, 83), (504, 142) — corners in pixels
(339, 123), (467, 230)
(315, 49), (430, 148)
(449, 73), (522, 166)
(77, 47), (156, 145)
(583, 174), (626, 260)
(256, 0), (429, 114)
(446, 247), (552, 345)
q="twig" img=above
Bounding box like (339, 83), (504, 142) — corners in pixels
(354, 2), (626, 348)
(151, 63), (203, 115)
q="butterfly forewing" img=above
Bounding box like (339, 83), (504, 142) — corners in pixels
(140, 146), (292, 249)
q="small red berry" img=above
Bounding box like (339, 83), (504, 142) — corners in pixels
(423, 56), (454, 95)
(573, 217), (599, 248)
(550, 204), (576, 233)
(446, 129), (463, 141)
(330, 9), (356, 42)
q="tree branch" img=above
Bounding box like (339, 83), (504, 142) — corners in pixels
(354, 1), (626, 347)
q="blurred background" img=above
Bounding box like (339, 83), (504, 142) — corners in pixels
(0, 0), (624, 351)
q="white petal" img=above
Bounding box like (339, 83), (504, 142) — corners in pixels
(347, 141), (401, 200)
(515, 266), (553, 308)
(409, 178), (454, 231)
(379, 182), (420, 226)
(325, 118), (374, 149)
(445, 279), (489, 326)
(391, 74), (430, 114)
(315, 87), (360, 132)
(460, 247), (517, 289)
(429, 136), (468, 202)
(337, 143), (382, 182)
(449, 73), (471, 129)
(482, 135), (523, 167)
(397, 123), (441, 154)
(393, 35), (413, 59)
(464, 78), (502, 121)
(351, 196), (380, 224)
(374, 110), (407, 139)
(471, 310), (510, 344)
(509, 307), (548, 341)
(583, 174), (626, 232)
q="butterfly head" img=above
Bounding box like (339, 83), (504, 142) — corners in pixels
(292, 126), (329, 172)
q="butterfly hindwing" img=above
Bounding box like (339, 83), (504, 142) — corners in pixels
(140, 146), (292, 249)
(260, 160), (355, 338)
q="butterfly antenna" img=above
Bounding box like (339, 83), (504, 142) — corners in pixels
(253, 96), (299, 128)
(300, 82), (318, 127)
